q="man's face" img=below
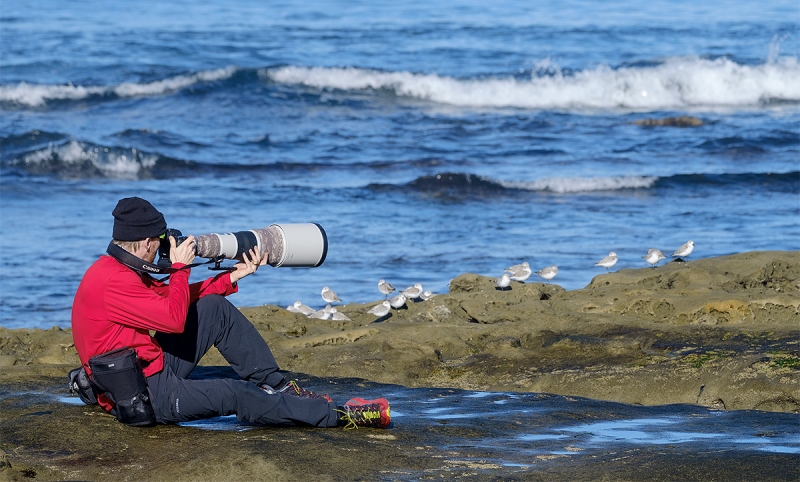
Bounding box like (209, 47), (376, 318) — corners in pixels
(143, 236), (160, 263)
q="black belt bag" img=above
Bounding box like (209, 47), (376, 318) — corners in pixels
(68, 365), (99, 405)
(88, 347), (156, 427)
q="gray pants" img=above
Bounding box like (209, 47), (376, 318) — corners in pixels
(147, 295), (339, 427)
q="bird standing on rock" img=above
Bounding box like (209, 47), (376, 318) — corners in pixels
(367, 300), (391, 318)
(642, 248), (666, 268)
(378, 279), (395, 299)
(321, 286), (341, 304)
(504, 262), (532, 282)
(672, 240), (694, 260)
(535, 265), (558, 283)
(389, 293), (406, 309)
(308, 304), (332, 320)
(402, 283), (423, 299)
(330, 307), (351, 321)
(594, 252), (618, 272)
(495, 272), (511, 289)
(420, 290), (436, 300)
(287, 301), (315, 315)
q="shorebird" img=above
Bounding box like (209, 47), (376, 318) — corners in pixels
(308, 303), (333, 320)
(642, 248), (666, 268)
(287, 301), (315, 316)
(672, 240), (694, 260)
(420, 290), (436, 300)
(594, 252), (618, 272)
(495, 272), (511, 289)
(378, 279), (395, 299)
(535, 265), (558, 283)
(321, 286), (341, 304)
(388, 293), (406, 309)
(504, 262), (532, 282)
(367, 300), (391, 318)
(330, 307), (351, 321)
(402, 283), (423, 299)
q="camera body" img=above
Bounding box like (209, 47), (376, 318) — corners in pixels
(157, 224), (327, 269)
(157, 228), (188, 265)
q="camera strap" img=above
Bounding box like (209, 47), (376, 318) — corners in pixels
(106, 242), (230, 279)
(107, 242), (175, 275)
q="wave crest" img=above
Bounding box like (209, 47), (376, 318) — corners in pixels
(266, 56), (800, 109)
(8, 141), (163, 179)
(368, 172), (660, 198)
(501, 176), (658, 193)
(0, 67), (236, 107)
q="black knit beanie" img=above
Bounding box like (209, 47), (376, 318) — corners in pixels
(112, 197), (167, 241)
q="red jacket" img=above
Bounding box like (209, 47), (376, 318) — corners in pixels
(71, 255), (237, 409)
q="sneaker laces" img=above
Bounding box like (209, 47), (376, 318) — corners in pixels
(336, 398), (391, 429)
(261, 380), (332, 402)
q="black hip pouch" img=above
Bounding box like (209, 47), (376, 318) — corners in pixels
(68, 366), (99, 405)
(89, 347), (156, 427)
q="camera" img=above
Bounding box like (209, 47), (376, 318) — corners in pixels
(158, 224), (328, 269)
(157, 228), (188, 264)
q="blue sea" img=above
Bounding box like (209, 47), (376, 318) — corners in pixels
(1, 0), (798, 330)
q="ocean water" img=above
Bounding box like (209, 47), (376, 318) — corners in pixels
(1, 0), (798, 329)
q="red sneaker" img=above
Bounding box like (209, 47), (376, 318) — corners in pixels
(338, 397), (391, 429)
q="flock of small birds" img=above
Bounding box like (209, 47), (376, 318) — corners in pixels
(494, 261), (557, 289)
(286, 281), (437, 321)
(287, 241), (696, 321)
(494, 240), (695, 289)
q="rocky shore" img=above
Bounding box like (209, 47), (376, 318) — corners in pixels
(1, 250), (798, 480)
(250, 250), (800, 412)
(2, 251), (799, 411)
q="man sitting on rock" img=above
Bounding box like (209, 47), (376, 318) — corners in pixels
(71, 196), (390, 429)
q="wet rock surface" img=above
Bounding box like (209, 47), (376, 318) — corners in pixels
(1, 370), (798, 481)
(1, 251), (799, 480)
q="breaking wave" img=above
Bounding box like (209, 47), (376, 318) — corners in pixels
(4, 140), (167, 179)
(4, 57), (798, 111)
(266, 56), (800, 109)
(369, 172), (658, 196)
(369, 171), (799, 197)
(0, 67), (236, 107)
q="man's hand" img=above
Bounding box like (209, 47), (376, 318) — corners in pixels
(169, 235), (196, 266)
(230, 248), (268, 285)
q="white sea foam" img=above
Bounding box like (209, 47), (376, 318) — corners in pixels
(500, 175), (658, 193)
(18, 141), (158, 178)
(266, 56), (800, 110)
(0, 67), (236, 107)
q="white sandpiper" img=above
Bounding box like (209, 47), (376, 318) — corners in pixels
(495, 272), (511, 289)
(378, 279), (395, 298)
(389, 293), (407, 309)
(330, 307), (351, 321)
(504, 262), (532, 282)
(402, 283), (423, 299)
(367, 300), (391, 318)
(642, 248), (666, 268)
(288, 301), (315, 316)
(535, 265), (558, 283)
(594, 252), (618, 272)
(308, 303), (333, 320)
(420, 290), (436, 300)
(672, 240), (694, 259)
(321, 286), (341, 303)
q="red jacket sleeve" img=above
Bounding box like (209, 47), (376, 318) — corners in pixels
(188, 270), (239, 302)
(102, 265), (238, 334)
(103, 267), (191, 334)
